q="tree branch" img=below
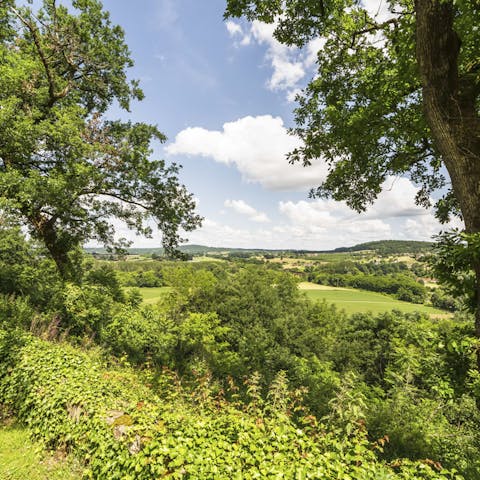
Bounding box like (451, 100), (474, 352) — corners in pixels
(11, 7), (57, 105)
(79, 190), (150, 211)
(351, 18), (398, 48)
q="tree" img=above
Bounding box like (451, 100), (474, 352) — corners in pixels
(0, 0), (201, 279)
(224, 0), (480, 366)
(0, 223), (62, 309)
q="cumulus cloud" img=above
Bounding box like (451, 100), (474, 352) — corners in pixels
(224, 199), (270, 223)
(278, 198), (392, 247)
(304, 38), (326, 67)
(183, 213), (393, 250)
(274, 176), (464, 249)
(249, 21), (305, 91)
(225, 20), (242, 36)
(226, 6), (398, 99)
(364, 177), (430, 219)
(182, 177), (450, 250)
(279, 177), (431, 226)
(286, 88), (302, 103)
(166, 114), (328, 191)
(186, 218), (263, 248)
(225, 19), (252, 46)
(91, 176), (463, 251)
(226, 19), (326, 99)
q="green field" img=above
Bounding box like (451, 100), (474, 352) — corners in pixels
(133, 283), (448, 317)
(0, 425), (82, 480)
(299, 282), (448, 316)
(132, 286), (172, 304)
(304, 252), (371, 262)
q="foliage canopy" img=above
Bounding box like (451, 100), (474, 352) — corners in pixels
(225, 0), (479, 221)
(0, 0), (201, 278)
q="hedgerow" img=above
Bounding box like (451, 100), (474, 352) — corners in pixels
(0, 329), (458, 479)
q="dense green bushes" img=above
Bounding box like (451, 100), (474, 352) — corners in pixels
(431, 289), (458, 312)
(1, 231), (479, 478)
(0, 227), (64, 311)
(0, 330), (456, 479)
(83, 264), (480, 477)
(308, 272), (427, 303)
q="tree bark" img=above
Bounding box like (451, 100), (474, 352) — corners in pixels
(415, 0), (480, 369)
(27, 212), (73, 281)
(41, 225), (73, 281)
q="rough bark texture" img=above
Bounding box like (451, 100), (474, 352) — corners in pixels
(41, 225), (72, 281)
(415, 0), (480, 369)
(27, 212), (73, 281)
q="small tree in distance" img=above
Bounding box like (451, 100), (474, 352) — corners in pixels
(0, 0), (201, 279)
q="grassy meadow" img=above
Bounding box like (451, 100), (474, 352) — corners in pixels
(133, 281), (448, 316)
(0, 425), (82, 480)
(129, 286), (172, 304)
(298, 282), (448, 316)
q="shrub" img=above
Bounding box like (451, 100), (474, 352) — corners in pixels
(0, 331), (454, 479)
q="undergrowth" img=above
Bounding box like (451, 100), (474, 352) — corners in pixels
(0, 328), (458, 479)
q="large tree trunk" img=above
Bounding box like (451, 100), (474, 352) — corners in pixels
(27, 212), (74, 281)
(40, 224), (73, 281)
(415, 0), (480, 369)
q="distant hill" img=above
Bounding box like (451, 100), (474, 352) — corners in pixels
(332, 240), (433, 255)
(85, 240), (433, 257)
(84, 245), (281, 256)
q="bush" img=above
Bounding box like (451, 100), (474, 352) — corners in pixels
(309, 272), (427, 303)
(62, 283), (116, 338)
(0, 331), (453, 479)
(0, 227), (63, 311)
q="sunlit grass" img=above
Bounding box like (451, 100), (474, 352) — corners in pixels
(133, 283), (448, 317)
(299, 282), (448, 316)
(0, 425), (83, 480)
(134, 286), (172, 304)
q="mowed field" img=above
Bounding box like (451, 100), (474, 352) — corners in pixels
(134, 283), (448, 317)
(298, 282), (447, 316)
(131, 287), (172, 304)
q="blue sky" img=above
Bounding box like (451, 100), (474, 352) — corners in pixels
(96, 0), (460, 250)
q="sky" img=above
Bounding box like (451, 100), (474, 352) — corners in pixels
(92, 0), (460, 250)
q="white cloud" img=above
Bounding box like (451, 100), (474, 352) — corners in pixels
(268, 57), (305, 91)
(184, 213), (393, 251)
(224, 199), (270, 223)
(365, 177), (430, 219)
(403, 215), (462, 240)
(225, 19), (252, 46)
(274, 176), (464, 249)
(226, 8), (399, 99)
(305, 38), (326, 67)
(186, 218), (260, 248)
(225, 20), (242, 36)
(86, 176), (463, 251)
(278, 177), (431, 226)
(361, 0), (397, 47)
(286, 88), (302, 103)
(403, 217), (440, 240)
(278, 198), (392, 247)
(226, 20), (328, 98)
(166, 114), (328, 191)
(250, 21), (305, 91)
